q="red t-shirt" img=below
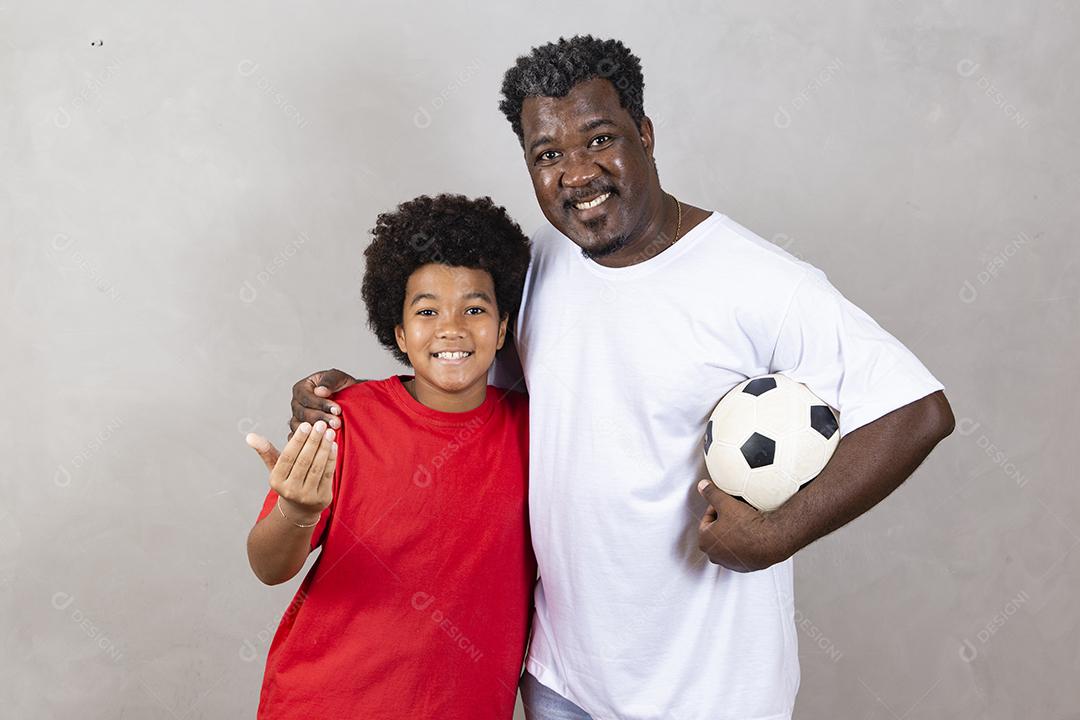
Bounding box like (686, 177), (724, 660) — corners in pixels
(254, 376), (535, 719)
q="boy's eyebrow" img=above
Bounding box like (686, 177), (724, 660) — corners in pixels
(408, 290), (495, 306)
(408, 292), (438, 306)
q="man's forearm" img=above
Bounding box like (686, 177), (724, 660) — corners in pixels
(769, 390), (955, 559)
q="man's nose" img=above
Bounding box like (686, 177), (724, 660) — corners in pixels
(561, 150), (601, 188)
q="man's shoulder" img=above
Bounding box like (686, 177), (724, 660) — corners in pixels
(526, 222), (563, 258)
(529, 221), (561, 242)
(524, 212), (820, 292)
(653, 212), (814, 305)
(702, 214), (812, 275)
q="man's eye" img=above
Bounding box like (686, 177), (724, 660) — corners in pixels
(537, 150), (560, 163)
(590, 134), (613, 147)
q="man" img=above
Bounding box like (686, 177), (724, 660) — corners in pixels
(267, 36), (955, 719)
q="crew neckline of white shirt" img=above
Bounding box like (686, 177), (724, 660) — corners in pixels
(569, 210), (725, 281)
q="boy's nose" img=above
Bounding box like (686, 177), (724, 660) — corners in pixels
(435, 321), (465, 338)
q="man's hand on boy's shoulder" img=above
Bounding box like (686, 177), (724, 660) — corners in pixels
(290, 368), (361, 435)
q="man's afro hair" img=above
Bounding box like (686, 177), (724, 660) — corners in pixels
(361, 193), (531, 366)
(499, 35), (646, 145)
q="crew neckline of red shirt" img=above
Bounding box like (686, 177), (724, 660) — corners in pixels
(388, 374), (500, 427)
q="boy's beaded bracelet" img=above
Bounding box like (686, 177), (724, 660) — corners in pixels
(276, 497), (320, 528)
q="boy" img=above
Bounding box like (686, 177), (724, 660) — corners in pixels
(244, 194), (534, 719)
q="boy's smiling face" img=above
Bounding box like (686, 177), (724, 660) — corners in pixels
(395, 263), (508, 412)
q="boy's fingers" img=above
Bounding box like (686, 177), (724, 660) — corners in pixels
(317, 442), (337, 497)
(245, 433), (281, 472)
(303, 427), (335, 490)
(286, 422), (326, 485)
(271, 423), (311, 485)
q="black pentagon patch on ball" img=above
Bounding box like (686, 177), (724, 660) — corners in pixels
(704, 420), (714, 455)
(810, 405), (839, 439)
(740, 432), (776, 468)
(742, 377), (778, 396)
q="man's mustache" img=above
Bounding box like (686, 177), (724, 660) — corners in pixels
(563, 185), (618, 209)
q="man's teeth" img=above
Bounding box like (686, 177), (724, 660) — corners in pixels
(434, 351), (472, 360)
(574, 192), (611, 210)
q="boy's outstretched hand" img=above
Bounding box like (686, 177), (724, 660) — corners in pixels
(290, 368), (359, 434)
(247, 421), (337, 525)
(246, 433), (282, 471)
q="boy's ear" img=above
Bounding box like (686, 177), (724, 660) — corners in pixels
(394, 324), (408, 355)
(496, 313), (509, 350)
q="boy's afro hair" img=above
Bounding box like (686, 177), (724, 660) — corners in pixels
(499, 35), (646, 145)
(361, 193), (531, 366)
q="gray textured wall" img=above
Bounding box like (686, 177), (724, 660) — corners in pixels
(4, 1), (1077, 718)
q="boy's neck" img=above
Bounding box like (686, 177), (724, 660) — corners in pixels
(403, 376), (487, 413)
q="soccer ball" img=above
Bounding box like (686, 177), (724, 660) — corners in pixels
(703, 374), (840, 512)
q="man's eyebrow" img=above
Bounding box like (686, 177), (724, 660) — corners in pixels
(528, 134), (554, 154)
(528, 118), (618, 154)
(580, 117), (617, 133)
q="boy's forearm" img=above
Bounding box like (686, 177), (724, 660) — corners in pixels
(247, 504), (318, 585)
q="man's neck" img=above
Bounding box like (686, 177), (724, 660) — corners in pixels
(592, 198), (713, 269)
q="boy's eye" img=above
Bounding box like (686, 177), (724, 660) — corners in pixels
(590, 134), (613, 147)
(465, 307), (485, 315)
(416, 308), (436, 316)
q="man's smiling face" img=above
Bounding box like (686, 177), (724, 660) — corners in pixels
(520, 77), (660, 261)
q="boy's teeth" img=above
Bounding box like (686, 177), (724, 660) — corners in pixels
(574, 192), (610, 210)
(434, 351), (471, 359)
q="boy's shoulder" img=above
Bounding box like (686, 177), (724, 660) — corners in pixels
(333, 377), (527, 425)
(490, 384), (527, 405)
(489, 385), (528, 421)
(334, 376), (398, 412)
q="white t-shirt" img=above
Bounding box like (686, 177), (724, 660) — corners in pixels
(495, 211), (944, 720)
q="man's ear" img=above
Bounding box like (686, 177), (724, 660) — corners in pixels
(496, 313), (509, 350)
(639, 115), (655, 159)
(395, 324), (408, 355)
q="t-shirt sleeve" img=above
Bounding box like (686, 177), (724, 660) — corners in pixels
(253, 437), (342, 551)
(769, 268), (944, 437)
